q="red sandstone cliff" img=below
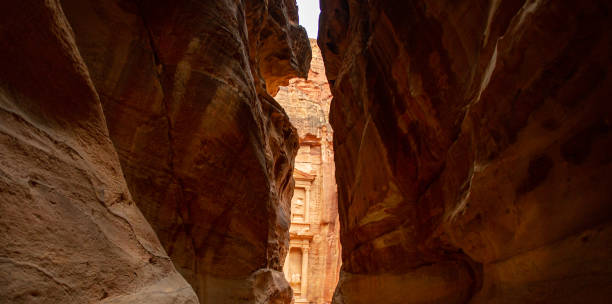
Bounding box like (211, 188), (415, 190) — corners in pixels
(0, 1), (197, 303)
(0, 0), (310, 303)
(319, 1), (612, 303)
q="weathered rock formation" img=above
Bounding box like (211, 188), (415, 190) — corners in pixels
(319, 0), (612, 303)
(277, 40), (341, 304)
(0, 1), (197, 303)
(1, 0), (310, 303)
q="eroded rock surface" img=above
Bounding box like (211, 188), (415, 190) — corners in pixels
(1, 0), (311, 303)
(0, 1), (197, 303)
(319, 0), (612, 303)
(59, 0), (310, 302)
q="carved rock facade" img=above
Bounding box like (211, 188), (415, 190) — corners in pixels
(0, 0), (310, 303)
(276, 40), (341, 304)
(319, 1), (612, 303)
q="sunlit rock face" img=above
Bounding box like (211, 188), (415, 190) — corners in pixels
(1, 0), (310, 303)
(0, 1), (197, 303)
(319, 1), (612, 303)
(276, 40), (341, 304)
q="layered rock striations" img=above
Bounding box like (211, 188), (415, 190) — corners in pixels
(0, 1), (197, 303)
(1, 0), (311, 303)
(319, 0), (612, 303)
(276, 40), (341, 304)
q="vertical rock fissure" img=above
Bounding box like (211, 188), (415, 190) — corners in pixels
(133, 3), (201, 269)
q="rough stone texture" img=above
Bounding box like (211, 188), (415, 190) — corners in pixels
(319, 0), (612, 303)
(59, 0), (310, 303)
(0, 1), (197, 303)
(277, 40), (341, 304)
(1, 0), (311, 303)
(277, 40), (334, 140)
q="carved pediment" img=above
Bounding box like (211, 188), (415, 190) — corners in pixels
(293, 168), (315, 181)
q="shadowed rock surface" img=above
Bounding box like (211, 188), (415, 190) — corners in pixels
(60, 0), (310, 302)
(319, 0), (612, 303)
(1, 0), (310, 303)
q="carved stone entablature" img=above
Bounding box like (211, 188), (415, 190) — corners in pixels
(294, 168), (315, 182)
(299, 133), (322, 146)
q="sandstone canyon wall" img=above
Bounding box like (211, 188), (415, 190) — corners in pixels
(0, 1), (197, 303)
(319, 0), (612, 303)
(1, 0), (311, 303)
(276, 40), (341, 304)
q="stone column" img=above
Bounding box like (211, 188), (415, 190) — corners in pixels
(305, 187), (310, 222)
(283, 246), (289, 279)
(300, 247), (309, 299)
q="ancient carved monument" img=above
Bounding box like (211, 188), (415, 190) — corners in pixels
(276, 40), (341, 304)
